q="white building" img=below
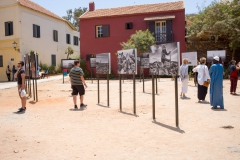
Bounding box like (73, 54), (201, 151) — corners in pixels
(0, 0), (80, 81)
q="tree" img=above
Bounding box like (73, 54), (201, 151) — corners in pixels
(120, 29), (156, 54)
(62, 7), (88, 31)
(65, 46), (74, 59)
(186, 0), (240, 59)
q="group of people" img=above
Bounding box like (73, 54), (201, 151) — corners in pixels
(6, 65), (17, 81)
(180, 56), (240, 109)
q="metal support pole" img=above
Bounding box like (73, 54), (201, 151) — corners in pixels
(156, 74), (158, 95)
(63, 73), (64, 84)
(143, 69), (145, 93)
(35, 79), (38, 102)
(175, 75), (179, 127)
(133, 73), (136, 114)
(119, 74), (122, 111)
(152, 74), (155, 120)
(29, 78), (32, 98)
(107, 74), (109, 107)
(33, 79), (35, 101)
(98, 74), (100, 104)
(91, 69), (93, 84)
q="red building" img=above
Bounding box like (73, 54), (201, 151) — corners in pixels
(80, 1), (186, 75)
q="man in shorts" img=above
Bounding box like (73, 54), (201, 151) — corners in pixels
(69, 60), (87, 109)
(14, 61), (26, 113)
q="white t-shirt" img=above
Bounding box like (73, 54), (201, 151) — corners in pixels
(193, 64), (210, 85)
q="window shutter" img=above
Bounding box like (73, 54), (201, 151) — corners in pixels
(66, 34), (68, 43)
(73, 36), (75, 45)
(37, 25), (40, 38)
(51, 55), (56, 66)
(166, 20), (172, 34)
(33, 24), (36, 37)
(149, 21), (155, 35)
(102, 25), (109, 37)
(0, 55), (3, 67)
(10, 22), (13, 35)
(5, 22), (9, 36)
(56, 31), (58, 42)
(53, 30), (55, 41)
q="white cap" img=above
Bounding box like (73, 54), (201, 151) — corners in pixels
(213, 56), (219, 61)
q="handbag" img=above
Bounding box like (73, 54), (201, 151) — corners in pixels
(203, 81), (210, 88)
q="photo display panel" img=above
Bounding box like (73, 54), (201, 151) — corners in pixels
(207, 50), (226, 63)
(96, 53), (111, 74)
(117, 49), (137, 74)
(182, 52), (197, 66)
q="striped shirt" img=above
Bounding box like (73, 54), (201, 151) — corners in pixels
(69, 67), (84, 85)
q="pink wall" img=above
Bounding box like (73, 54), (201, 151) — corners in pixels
(80, 10), (186, 75)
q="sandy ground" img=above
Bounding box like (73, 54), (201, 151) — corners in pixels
(0, 77), (240, 160)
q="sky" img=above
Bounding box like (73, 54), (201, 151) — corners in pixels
(31, 0), (214, 18)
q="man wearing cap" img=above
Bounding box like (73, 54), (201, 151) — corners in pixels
(14, 61), (26, 113)
(209, 56), (224, 109)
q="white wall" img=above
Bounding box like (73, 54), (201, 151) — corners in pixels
(19, 6), (80, 68)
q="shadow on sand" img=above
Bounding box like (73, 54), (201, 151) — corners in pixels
(69, 108), (86, 112)
(97, 104), (110, 108)
(118, 111), (139, 117)
(152, 120), (185, 134)
(211, 108), (227, 111)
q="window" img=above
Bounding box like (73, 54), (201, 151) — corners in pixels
(73, 36), (79, 46)
(0, 55), (3, 67)
(66, 34), (71, 44)
(33, 24), (40, 38)
(5, 21), (13, 36)
(155, 21), (166, 42)
(51, 55), (56, 66)
(53, 30), (58, 42)
(125, 22), (133, 30)
(95, 25), (109, 38)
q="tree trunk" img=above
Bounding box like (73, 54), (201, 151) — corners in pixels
(232, 48), (235, 60)
(67, 53), (69, 59)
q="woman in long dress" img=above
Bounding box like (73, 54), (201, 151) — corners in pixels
(180, 58), (189, 98)
(192, 57), (210, 102)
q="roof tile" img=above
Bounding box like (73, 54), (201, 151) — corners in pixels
(80, 1), (184, 19)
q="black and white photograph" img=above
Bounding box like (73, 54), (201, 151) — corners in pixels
(24, 54), (30, 78)
(117, 49), (137, 74)
(96, 53), (111, 74)
(149, 42), (179, 75)
(140, 53), (149, 68)
(62, 59), (75, 69)
(90, 58), (96, 68)
(137, 57), (141, 66)
(30, 52), (37, 79)
(207, 50), (226, 63)
(182, 52), (197, 66)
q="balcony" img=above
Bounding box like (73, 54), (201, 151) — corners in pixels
(154, 33), (173, 43)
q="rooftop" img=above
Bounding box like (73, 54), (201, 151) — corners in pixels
(80, 1), (184, 19)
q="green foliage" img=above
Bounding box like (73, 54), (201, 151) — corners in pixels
(39, 63), (48, 71)
(80, 59), (90, 78)
(121, 29), (156, 54)
(48, 65), (56, 74)
(186, 0), (240, 58)
(109, 69), (116, 79)
(62, 7), (88, 30)
(65, 46), (74, 59)
(56, 64), (63, 74)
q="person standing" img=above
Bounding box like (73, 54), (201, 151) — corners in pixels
(12, 65), (17, 81)
(209, 56), (224, 109)
(180, 58), (189, 99)
(69, 60), (88, 109)
(228, 60), (240, 95)
(192, 57), (210, 103)
(14, 61), (26, 113)
(6, 65), (11, 81)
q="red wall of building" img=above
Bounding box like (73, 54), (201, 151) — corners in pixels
(80, 10), (186, 75)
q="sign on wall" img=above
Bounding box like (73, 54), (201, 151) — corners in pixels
(181, 52), (197, 66)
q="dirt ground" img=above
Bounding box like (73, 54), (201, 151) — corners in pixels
(0, 77), (240, 160)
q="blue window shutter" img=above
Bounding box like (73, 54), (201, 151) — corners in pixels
(37, 25), (40, 38)
(51, 55), (56, 66)
(9, 22), (13, 35)
(5, 22), (9, 36)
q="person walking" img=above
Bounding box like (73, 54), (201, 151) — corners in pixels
(14, 61), (26, 113)
(228, 60), (240, 95)
(192, 57), (210, 103)
(209, 56), (224, 109)
(69, 60), (88, 109)
(180, 58), (189, 99)
(12, 65), (17, 81)
(6, 65), (11, 81)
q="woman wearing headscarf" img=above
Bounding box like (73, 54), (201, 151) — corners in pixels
(209, 56), (224, 109)
(228, 60), (240, 95)
(180, 58), (189, 98)
(192, 57), (210, 102)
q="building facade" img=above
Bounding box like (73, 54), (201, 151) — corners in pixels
(80, 1), (186, 75)
(0, 0), (80, 81)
